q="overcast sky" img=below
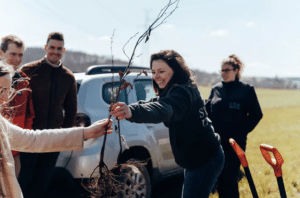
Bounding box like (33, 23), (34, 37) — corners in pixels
(1, 0), (300, 77)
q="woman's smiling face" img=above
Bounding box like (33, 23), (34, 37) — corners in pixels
(151, 59), (174, 89)
(221, 64), (238, 82)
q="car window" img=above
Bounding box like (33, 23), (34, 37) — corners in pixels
(134, 79), (156, 101)
(102, 82), (128, 105)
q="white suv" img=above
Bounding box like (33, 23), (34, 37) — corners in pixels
(55, 65), (183, 197)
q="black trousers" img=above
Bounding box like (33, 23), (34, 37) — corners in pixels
(217, 141), (246, 198)
(18, 152), (60, 198)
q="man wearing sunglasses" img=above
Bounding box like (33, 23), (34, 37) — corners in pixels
(0, 35), (35, 177)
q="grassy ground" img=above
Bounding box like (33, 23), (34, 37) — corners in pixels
(198, 87), (300, 198)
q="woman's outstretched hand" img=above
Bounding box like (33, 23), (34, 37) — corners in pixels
(110, 102), (132, 120)
(83, 119), (113, 140)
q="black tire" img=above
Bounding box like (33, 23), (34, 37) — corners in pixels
(118, 159), (152, 198)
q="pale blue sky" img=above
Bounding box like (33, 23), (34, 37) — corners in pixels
(1, 0), (300, 77)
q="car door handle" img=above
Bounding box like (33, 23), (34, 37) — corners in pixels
(146, 124), (155, 129)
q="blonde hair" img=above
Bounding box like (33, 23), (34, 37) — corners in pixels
(0, 59), (13, 141)
(0, 61), (20, 194)
(0, 61), (14, 77)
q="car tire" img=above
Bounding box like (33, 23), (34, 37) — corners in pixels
(118, 159), (152, 198)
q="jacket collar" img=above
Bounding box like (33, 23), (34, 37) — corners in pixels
(43, 56), (62, 68)
(12, 70), (29, 88)
(222, 78), (239, 89)
(12, 71), (23, 88)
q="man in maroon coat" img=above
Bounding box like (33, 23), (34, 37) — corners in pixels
(18, 32), (77, 198)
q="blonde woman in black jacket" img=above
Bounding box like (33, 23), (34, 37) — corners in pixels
(110, 50), (224, 198)
(205, 54), (263, 198)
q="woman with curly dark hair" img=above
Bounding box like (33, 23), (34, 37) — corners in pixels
(110, 50), (224, 198)
(205, 54), (263, 198)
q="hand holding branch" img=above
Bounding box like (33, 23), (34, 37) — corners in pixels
(90, 1), (180, 196)
(83, 119), (113, 140)
(110, 102), (132, 120)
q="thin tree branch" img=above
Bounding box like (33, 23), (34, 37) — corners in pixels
(122, 32), (139, 60)
(122, 0), (180, 78)
(111, 29), (115, 67)
(93, 1), (180, 196)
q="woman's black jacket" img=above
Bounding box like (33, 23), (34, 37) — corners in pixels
(127, 83), (221, 169)
(205, 79), (263, 146)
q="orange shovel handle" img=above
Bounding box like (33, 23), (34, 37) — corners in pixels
(260, 144), (284, 177)
(229, 138), (248, 167)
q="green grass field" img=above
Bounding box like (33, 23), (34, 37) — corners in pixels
(198, 87), (300, 198)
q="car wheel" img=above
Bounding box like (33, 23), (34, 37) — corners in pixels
(118, 160), (151, 198)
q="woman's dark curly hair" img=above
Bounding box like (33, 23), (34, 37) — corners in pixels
(150, 50), (195, 96)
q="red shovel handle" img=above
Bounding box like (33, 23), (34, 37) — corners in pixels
(229, 138), (248, 167)
(260, 144), (284, 177)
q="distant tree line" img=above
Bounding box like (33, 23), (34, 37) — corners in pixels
(22, 47), (128, 73)
(22, 47), (299, 90)
(193, 69), (299, 90)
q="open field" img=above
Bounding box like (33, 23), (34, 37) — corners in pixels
(198, 87), (300, 198)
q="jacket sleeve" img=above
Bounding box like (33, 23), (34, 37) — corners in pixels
(136, 97), (158, 105)
(20, 65), (34, 78)
(205, 89), (214, 119)
(127, 85), (192, 123)
(62, 76), (77, 128)
(7, 118), (84, 152)
(24, 91), (35, 129)
(242, 87), (263, 133)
